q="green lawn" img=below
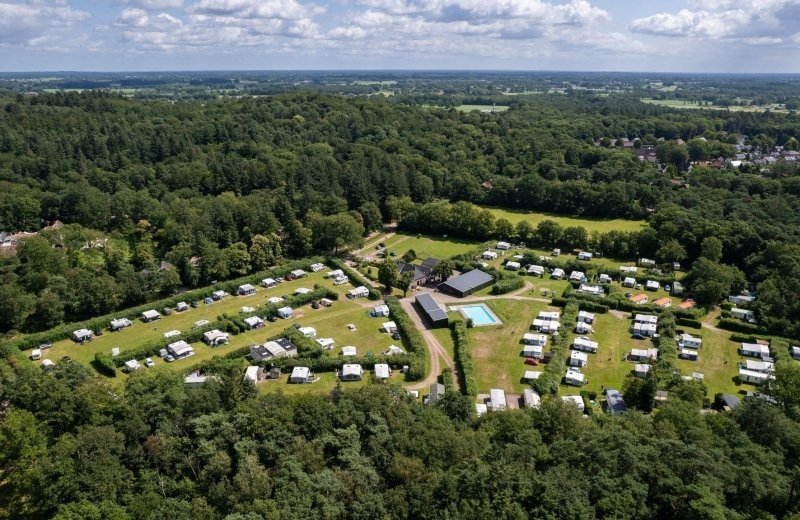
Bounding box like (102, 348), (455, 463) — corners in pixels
(468, 299), (556, 394)
(382, 232), (483, 260)
(641, 98), (788, 114)
(456, 104), (509, 112)
(480, 206), (647, 234)
(258, 371), (405, 396)
(576, 312), (643, 395)
(674, 327), (744, 397)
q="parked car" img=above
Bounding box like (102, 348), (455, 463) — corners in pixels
(145, 358), (155, 367)
(267, 315), (278, 322)
(164, 355), (175, 362)
(311, 301), (320, 309)
(632, 333), (646, 340)
(524, 357), (539, 365)
(392, 331), (401, 340)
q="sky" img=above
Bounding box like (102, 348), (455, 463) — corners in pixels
(0, 0), (799, 72)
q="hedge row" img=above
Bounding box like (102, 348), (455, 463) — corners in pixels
(9, 258), (326, 351)
(490, 276), (525, 295)
(656, 310), (678, 363)
(450, 321), (478, 397)
(563, 292), (702, 319)
(533, 301), (579, 396)
(551, 297), (609, 314)
(676, 317), (702, 330)
(384, 296), (426, 380)
(717, 318), (761, 334)
(326, 258), (382, 300)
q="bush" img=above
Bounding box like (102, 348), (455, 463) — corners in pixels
(718, 318), (761, 334)
(451, 321), (478, 397)
(676, 318), (702, 329)
(384, 296), (426, 380)
(490, 276), (524, 295)
(93, 352), (117, 377)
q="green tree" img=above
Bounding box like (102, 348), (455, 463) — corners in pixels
(656, 239), (687, 265)
(700, 236), (724, 262)
(432, 259), (455, 282)
(0, 284), (35, 332)
(378, 259), (399, 290)
(249, 233), (282, 271)
(224, 242), (251, 276)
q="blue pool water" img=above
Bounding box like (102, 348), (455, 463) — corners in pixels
(460, 304), (501, 326)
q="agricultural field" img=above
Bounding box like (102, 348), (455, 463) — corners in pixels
(26, 271), (403, 387)
(456, 104), (509, 112)
(481, 206), (648, 233)
(641, 98), (789, 113)
(467, 299), (558, 394)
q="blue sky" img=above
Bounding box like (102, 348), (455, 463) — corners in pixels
(0, 0), (799, 72)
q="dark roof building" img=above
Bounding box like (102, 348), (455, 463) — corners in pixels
(415, 293), (449, 327)
(437, 269), (495, 297)
(397, 260), (434, 286)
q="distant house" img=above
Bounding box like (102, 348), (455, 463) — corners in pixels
(488, 388), (507, 410)
(630, 294), (649, 305)
(577, 310), (596, 324)
(374, 363), (391, 380)
(572, 336), (598, 353)
(290, 366), (313, 384)
(645, 280), (659, 291)
(110, 318), (132, 331)
(347, 286), (370, 299)
(630, 348), (658, 362)
(415, 293), (449, 327)
(523, 389), (541, 409)
(740, 342), (770, 358)
(577, 251), (593, 261)
(569, 350), (589, 367)
(371, 304), (390, 318)
(527, 264), (545, 276)
(277, 306), (293, 319)
(167, 340), (194, 359)
(339, 364), (364, 381)
(437, 269), (495, 298)
(561, 394), (585, 411)
(633, 364), (651, 378)
(623, 277), (637, 288)
(482, 250), (498, 260)
(250, 338), (297, 361)
(261, 277), (277, 288)
(604, 389), (627, 416)
(203, 330), (230, 346)
(678, 333), (702, 349)
(72, 328), (94, 342)
(244, 316), (264, 330)
(505, 261), (521, 271)
(396, 259), (437, 287)
(141, 309), (161, 322)
(238, 284), (256, 296)
(653, 297), (672, 307)
(551, 268), (565, 280)
(496, 241), (512, 250)
(298, 326), (317, 338)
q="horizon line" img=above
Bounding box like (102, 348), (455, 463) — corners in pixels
(2, 69), (800, 76)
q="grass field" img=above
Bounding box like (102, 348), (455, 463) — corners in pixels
(456, 105), (509, 112)
(258, 371), (405, 396)
(575, 312), (643, 396)
(469, 299), (557, 394)
(641, 98), (789, 113)
(381, 232), (483, 260)
(481, 206), (648, 234)
(674, 326), (745, 396)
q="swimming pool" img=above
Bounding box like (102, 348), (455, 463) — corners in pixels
(459, 304), (502, 326)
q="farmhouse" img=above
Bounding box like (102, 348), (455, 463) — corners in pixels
(630, 348), (658, 361)
(238, 284), (256, 296)
(569, 350), (589, 367)
(415, 292), (449, 327)
(577, 310), (596, 324)
(340, 364), (364, 381)
(347, 286), (370, 299)
(289, 366), (313, 384)
(437, 269), (495, 297)
(277, 306), (293, 319)
(261, 277), (277, 288)
(250, 338), (297, 361)
(523, 333), (547, 346)
(316, 338), (335, 350)
(496, 241), (512, 250)
(203, 329), (230, 346)
(244, 316), (264, 329)
(527, 264), (545, 276)
(653, 297), (672, 307)
(630, 294), (649, 305)
(572, 336), (599, 353)
(489, 388), (507, 410)
(604, 389), (627, 416)
(561, 394), (585, 411)
(109, 318), (132, 331)
(739, 368), (774, 385)
(623, 277), (637, 288)
(482, 250), (498, 260)
(679, 349), (698, 361)
(396, 260), (437, 287)
(740, 342), (770, 358)
(167, 340), (194, 359)
(645, 280), (660, 291)
(633, 364), (651, 378)
(569, 270), (586, 282)
(564, 370), (585, 387)
(298, 326), (317, 338)
(523, 389), (541, 409)
(523, 370), (543, 382)
(371, 304), (390, 317)
(287, 269), (307, 280)
(374, 363), (391, 380)
(141, 309), (161, 322)
(577, 251), (593, 261)
(310, 263), (325, 272)
(550, 268), (565, 279)
(72, 329), (93, 342)
(505, 261), (521, 271)
(578, 284), (603, 296)
(678, 333), (702, 349)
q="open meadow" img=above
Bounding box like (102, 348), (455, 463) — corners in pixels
(481, 206), (648, 233)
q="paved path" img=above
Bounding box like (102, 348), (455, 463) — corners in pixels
(400, 298), (459, 392)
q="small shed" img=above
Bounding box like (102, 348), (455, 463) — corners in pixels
(238, 284), (256, 296)
(277, 306), (293, 319)
(290, 366), (312, 384)
(340, 364), (364, 381)
(141, 310), (161, 322)
(374, 363), (391, 380)
(488, 388), (507, 411)
(299, 326), (317, 338)
(347, 286), (370, 299)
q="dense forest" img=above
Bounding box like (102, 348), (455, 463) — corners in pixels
(1, 90), (800, 337)
(0, 343), (799, 520)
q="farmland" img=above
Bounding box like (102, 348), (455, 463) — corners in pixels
(641, 98), (789, 113)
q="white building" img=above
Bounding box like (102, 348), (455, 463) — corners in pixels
(488, 388), (507, 410)
(569, 350), (589, 367)
(572, 336), (599, 353)
(347, 286), (370, 299)
(374, 364), (391, 380)
(277, 306), (293, 319)
(203, 329), (230, 346)
(299, 326), (317, 338)
(496, 241), (512, 250)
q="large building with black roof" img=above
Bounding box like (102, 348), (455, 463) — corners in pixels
(415, 293), (449, 327)
(437, 269), (495, 298)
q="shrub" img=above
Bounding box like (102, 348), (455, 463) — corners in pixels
(93, 352), (117, 377)
(718, 318), (761, 334)
(676, 318), (702, 329)
(326, 258), (382, 300)
(490, 277), (524, 295)
(451, 321), (478, 397)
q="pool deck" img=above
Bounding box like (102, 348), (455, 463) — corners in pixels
(452, 303), (503, 326)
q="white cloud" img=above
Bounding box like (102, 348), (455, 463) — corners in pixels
(0, 1), (90, 48)
(128, 0), (183, 9)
